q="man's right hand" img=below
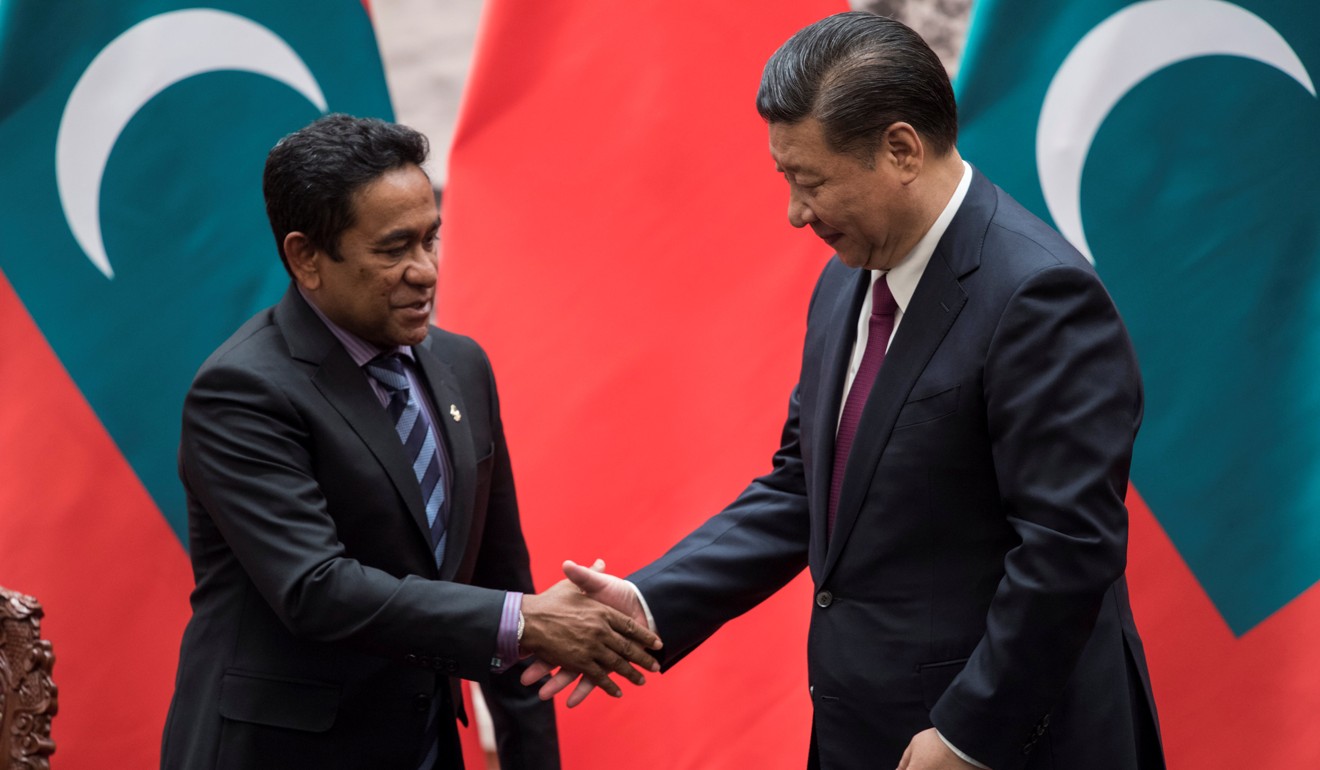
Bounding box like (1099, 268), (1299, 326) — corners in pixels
(521, 560), (654, 706)
(518, 569), (661, 699)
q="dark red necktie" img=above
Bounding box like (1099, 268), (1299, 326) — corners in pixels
(828, 274), (898, 536)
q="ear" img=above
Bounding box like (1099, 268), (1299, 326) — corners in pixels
(879, 122), (924, 183)
(284, 232), (322, 290)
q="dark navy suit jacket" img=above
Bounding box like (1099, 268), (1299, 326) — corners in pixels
(631, 169), (1164, 770)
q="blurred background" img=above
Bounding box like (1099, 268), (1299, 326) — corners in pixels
(373, 0), (973, 191)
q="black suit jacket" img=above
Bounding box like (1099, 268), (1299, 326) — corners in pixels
(631, 169), (1163, 770)
(161, 286), (557, 769)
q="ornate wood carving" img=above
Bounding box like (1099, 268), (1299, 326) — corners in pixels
(0, 586), (57, 770)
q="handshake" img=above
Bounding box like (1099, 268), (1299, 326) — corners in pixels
(517, 559), (657, 707)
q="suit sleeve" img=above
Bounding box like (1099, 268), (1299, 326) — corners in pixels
(181, 357), (506, 680)
(628, 382), (812, 669)
(626, 266), (836, 667)
(930, 263), (1143, 768)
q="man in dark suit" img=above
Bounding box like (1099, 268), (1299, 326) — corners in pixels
(161, 114), (659, 770)
(526, 13), (1164, 770)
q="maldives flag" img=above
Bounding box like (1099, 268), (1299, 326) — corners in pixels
(955, 0), (1320, 765)
(444, 1), (846, 767)
(0, 2), (391, 766)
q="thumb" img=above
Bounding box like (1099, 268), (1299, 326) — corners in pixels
(563, 559), (615, 594)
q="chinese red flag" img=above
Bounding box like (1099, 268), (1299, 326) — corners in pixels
(444, 1), (846, 767)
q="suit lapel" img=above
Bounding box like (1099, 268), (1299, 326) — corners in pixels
(809, 267), (870, 570)
(412, 343), (476, 582)
(820, 169), (994, 580)
(277, 287), (437, 558)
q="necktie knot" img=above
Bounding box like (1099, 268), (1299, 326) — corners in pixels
(871, 274), (898, 319)
(366, 354), (409, 393)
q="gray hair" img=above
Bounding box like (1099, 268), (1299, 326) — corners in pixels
(756, 11), (958, 162)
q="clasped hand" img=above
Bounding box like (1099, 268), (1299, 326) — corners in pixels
(521, 560), (653, 706)
(519, 560), (661, 700)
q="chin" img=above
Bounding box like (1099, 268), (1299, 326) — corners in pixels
(399, 328), (430, 346)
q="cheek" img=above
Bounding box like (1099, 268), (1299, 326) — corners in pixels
(814, 195), (847, 224)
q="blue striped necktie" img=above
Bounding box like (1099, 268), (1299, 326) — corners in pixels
(365, 354), (448, 567)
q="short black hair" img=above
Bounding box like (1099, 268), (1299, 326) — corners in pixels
(262, 113), (429, 273)
(756, 11), (958, 162)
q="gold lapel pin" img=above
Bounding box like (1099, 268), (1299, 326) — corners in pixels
(449, 404), (462, 422)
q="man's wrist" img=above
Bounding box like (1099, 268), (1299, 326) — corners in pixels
(491, 591), (524, 671)
(937, 729), (990, 769)
(625, 580), (658, 633)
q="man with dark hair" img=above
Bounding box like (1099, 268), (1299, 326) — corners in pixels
(529, 12), (1163, 770)
(161, 114), (660, 769)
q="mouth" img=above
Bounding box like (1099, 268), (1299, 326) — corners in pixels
(395, 298), (434, 320)
(812, 227), (842, 248)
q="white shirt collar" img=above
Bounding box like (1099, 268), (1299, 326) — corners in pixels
(878, 160), (973, 311)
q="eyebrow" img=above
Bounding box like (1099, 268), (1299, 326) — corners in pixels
(372, 229), (414, 246)
(372, 218), (440, 246)
(776, 161), (817, 176)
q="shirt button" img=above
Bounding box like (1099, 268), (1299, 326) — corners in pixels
(816, 590), (833, 607)
(413, 694), (431, 713)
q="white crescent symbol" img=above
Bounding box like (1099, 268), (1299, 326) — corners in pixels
(1036, 0), (1315, 264)
(55, 9), (328, 279)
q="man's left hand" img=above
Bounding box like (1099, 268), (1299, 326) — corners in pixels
(896, 728), (982, 770)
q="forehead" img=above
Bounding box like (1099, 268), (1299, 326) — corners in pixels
(768, 118), (835, 171)
(348, 165), (437, 233)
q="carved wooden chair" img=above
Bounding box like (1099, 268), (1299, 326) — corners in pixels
(0, 586), (57, 769)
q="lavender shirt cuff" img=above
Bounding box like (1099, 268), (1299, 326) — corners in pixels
(492, 591), (524, 672)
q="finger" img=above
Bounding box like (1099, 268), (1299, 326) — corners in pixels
(589, 558), (606, 572)
(587, 625), (647, 680)
(537, 668), (580, 700)
(581, 665), (623, 698)
(601, 632), (659, 677)
(520, 658), (555, 686)
(566, 678), (598, 708)
(614, 661), (646, 687)
(606, 610), (663, 655)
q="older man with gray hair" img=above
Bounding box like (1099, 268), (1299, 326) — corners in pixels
(528, 12), (1164, 770)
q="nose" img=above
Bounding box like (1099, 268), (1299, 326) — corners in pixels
(787, 189), (816, 229)
(404, 246), (438, 287)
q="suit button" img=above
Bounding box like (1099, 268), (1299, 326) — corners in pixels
(815, 590), (833, 608)
(414, 694), (431, 713)
(404, 654), (418, 665)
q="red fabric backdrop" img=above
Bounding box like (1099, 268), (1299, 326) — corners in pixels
(443, 1), (843, 767)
